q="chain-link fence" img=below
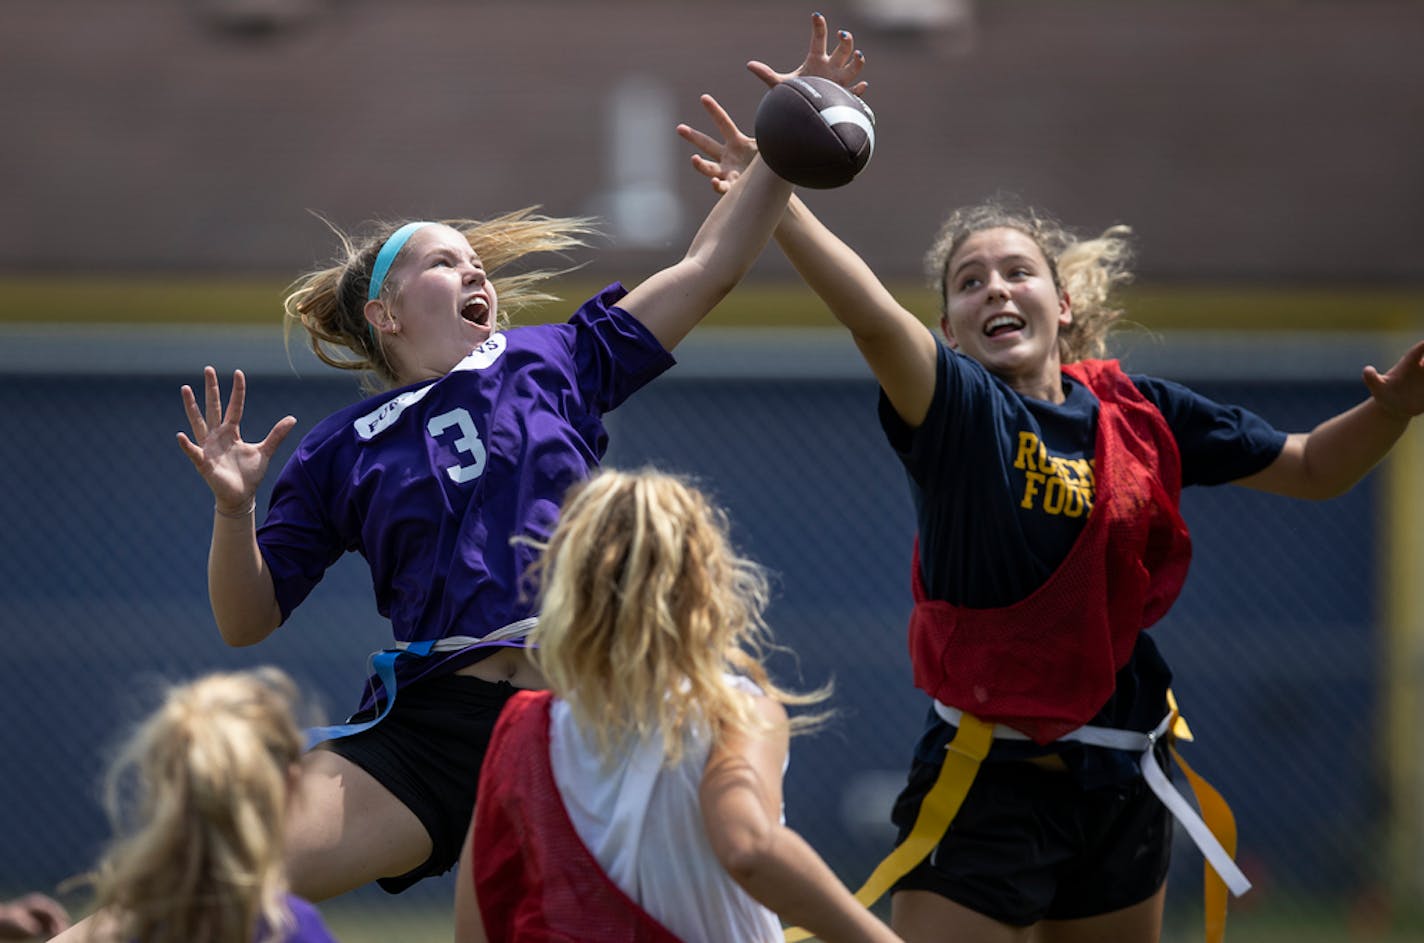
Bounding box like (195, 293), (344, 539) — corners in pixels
(2, 326), (1417, 941)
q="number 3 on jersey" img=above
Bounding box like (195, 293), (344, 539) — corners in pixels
(427, 408), (487, 484)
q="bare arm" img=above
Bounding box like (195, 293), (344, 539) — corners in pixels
(700, 696), (902, 943)
(1236, 339), (1424, 499)
(777, 196), (939, 425)
(677, 96), (939, 427)
(176, 367), (295, 646)
(618, 154), (793, 351)
(453, 821), (488, 943)
(620, 13), (863, 352)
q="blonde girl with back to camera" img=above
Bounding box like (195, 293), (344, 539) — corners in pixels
(457, 468), (903, 943)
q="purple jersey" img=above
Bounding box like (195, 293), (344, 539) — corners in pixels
(271, 895), (339, 943)
(257, 284), (673, 697)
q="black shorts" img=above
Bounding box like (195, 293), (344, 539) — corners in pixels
(318, 672), (520, 894)
(889, 745), (1173, 925)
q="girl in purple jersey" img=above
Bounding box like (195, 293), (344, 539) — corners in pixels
(679, 99), (1424, 943)
(176, 13), (868, 903)
(51, 668), (339, 943)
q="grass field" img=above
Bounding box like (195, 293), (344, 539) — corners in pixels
(314, 900), (1424, 943)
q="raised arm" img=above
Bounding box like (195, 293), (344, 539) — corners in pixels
(176, 367), (295, 646)
(677, 94), (939, 427)
(619, 13), (862, 352)
(617, 153), (792, 352)
(700, 696), (903, 943)
(1236, 339), (1424, 499)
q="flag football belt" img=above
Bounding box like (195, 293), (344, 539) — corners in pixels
(784, 691), (1249, 943)
(303, 617), (538, 750)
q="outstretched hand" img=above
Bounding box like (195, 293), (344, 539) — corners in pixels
(677, 95), (758, 194)
(748, 12), (867, 95)
(1364, 338), (1424, 420)
(0, 893), (70, 940)
(676, 13), (868, 195)
(176, 367), (297, 515)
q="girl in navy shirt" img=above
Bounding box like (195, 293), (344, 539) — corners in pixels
(678, 99), (1424, 943)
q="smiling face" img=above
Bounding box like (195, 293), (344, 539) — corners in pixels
(364, 223), (500, 383)
(939, 227), (1071, 402)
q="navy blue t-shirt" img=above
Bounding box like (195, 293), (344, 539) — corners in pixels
(881, 345), (1287, 780)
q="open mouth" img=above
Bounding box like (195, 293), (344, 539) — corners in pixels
(462, 296), (491, 327)
(983, 314), (1024, 338)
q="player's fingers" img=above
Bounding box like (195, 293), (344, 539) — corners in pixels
(676, 123), (712, 149)
(27, 897), (70, 933)
(677, 125), (723, 159)
(1362, 367), (1413, 418)
(1404, 336), (1424, 366)
(225, 369), (247, 426)
(700, 94), (743, 139)
(829, 59), (866, 91)
(806, 11), (828, 57)
(203, 365), (222, 429)
(830, 28), (856, 68)
(259, 415), (299, 457)
(839, 49), (867, 82)
(181, 384), (209, 438)
(176, 432), (206, 466)
(690, 154), (724, 181)
(746, 60), (781, 89)
(1362, 365), (1387, 398)
(7, 913), (42, 936)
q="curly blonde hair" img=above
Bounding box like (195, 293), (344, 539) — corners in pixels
(283, 208), (595, 392)
(924, 200), (1134, 363)
(82, 668), (305, 943)
(529, 468), (829, 766)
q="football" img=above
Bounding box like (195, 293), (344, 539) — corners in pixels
(753, 76), (875, 189)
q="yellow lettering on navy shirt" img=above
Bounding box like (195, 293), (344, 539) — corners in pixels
(1011, 432), (1095, 518)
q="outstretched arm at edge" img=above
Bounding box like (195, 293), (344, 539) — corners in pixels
(1237, 338), (1424, 499)
(701, 696), (903, 943)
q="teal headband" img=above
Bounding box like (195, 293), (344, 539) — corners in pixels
(367, 221), (435, 302)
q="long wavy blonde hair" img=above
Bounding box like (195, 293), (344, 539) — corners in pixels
(924, 199), (1135, 363)
(81, 668), (306, 943)
(529, 468), (829, 766)
(283, 208), (595, 392)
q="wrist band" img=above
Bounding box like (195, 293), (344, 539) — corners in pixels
(212, 501), (254, 524)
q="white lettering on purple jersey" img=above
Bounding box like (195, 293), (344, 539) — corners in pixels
(452, 333), (508, 373)
(355, 382), (437, 441)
